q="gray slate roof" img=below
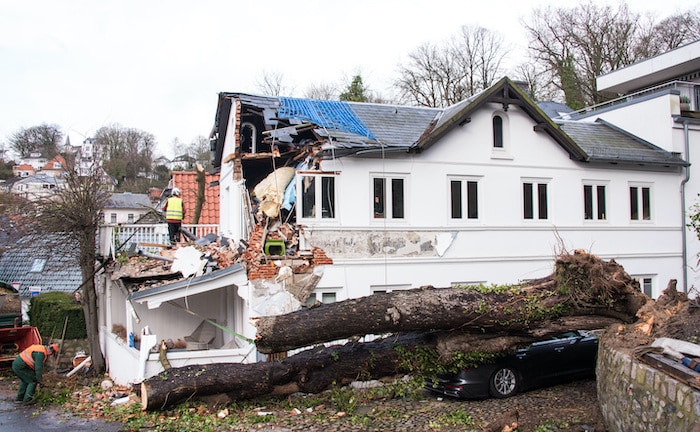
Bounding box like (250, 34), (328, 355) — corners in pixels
(558, 119), (687, 166)
(217, 78), (686, 169)
(0, 233), (82, 298)
(106, 193), (153, 210)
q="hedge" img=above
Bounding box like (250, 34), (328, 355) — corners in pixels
(29, 292), (87, 340)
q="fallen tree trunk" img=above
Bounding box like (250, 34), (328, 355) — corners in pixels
(254, 251), (646, 353)
(141, 251), (648, 410)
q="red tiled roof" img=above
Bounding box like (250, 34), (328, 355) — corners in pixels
(172, 171), (220, 225)
(42, 154), (67, 171)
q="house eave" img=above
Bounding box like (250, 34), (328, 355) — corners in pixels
(129, 263), (247, 309)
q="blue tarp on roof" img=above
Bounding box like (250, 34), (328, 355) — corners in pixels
(278, 97), (376, 139)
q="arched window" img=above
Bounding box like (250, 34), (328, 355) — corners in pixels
(492, 115), (503, 148)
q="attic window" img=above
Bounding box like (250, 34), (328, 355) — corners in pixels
(493, 115), (504, 148)
(29, 258), (46, 272)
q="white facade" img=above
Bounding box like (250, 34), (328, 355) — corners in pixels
(215, 89), (685, 302)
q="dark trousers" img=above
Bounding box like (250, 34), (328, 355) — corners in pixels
(12, 357), (38, 402)
(168, 222), (182, 244)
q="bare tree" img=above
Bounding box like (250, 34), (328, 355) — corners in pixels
(36, 162), (110, 374)
(511, 62), (560, 102)
(9, 124), (63, 159)
(256, 69), (294, 96)
(303, 82), (338, 100)
(186, 135), (212, 170)
(94, 124), (156, 188)
(395, 42), (468, 107)
(395, 26), (508, 108)
(522, 3), (699, 108)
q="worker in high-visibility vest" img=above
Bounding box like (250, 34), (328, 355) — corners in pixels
(163, 187), (185, 245)
(12, 343), (59, 404)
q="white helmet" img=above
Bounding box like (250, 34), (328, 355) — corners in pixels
(172, 187), (180, 196)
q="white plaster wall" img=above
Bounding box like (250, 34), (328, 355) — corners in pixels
(307, 104), (685, 298)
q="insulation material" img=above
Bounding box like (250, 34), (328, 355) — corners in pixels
(252, 167), (296, 218)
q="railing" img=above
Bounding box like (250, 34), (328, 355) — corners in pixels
(98, 223), (219, 257)
(557, 80), (697, 119)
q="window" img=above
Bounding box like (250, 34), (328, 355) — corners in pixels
(630, 185), (651, 221)
(634, 276), (653, 297)
(449, 177), (479, 220)
(305, 291), (337, 306)
(371, 284), (410, 294)
(493, 115), (503, 148)
(127, 213), (135, 223)
(110, 213), (117, 223)
(29, 259), (46, 272)
(299, 173), (336, 220)
(584, 184), (607, 220)
(373, 176), (405, 219)
(523, 181), (548, 220)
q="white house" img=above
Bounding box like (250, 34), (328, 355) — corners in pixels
(572, 39), (700, 293)
(103, 192), (155, 224)
(96, 47), (698, 385)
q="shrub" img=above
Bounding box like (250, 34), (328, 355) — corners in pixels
(29, 292), (86, 340)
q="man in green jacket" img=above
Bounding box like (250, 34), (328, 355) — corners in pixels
(12, 343), (58, 404)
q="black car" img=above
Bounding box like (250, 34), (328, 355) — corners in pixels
(425, 330), (599, 399)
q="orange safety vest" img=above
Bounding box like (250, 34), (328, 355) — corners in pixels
(165, 197), (184, 221)
(19, 345), (48, 370)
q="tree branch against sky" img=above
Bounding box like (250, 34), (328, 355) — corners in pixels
(395, 26), (508, 108)
(9, 124), (63, 159)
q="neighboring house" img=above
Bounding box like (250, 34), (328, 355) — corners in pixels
(96, 71), (693, 385)
(11, 164), (35, 178)
(103, 192), (154, 224)
(153, 156), (171, 169)
(9, 173), (65, 201)
(169, 170), (221, 226)
(170, 154), (196, 171)
(39, 154), (68, 177)
(572, 39), (700, 294)
(0, 233), (82, 321)
(16, 152), (48, 171)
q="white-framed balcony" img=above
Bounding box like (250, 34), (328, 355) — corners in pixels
(98, 223), (219, 258)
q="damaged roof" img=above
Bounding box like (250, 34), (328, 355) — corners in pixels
(211, 77), (686, 169)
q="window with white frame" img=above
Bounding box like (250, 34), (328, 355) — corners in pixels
(634, 276), (654, 297)
(373, 175), (406, 220)
(629, 184), (651, 221)
(583, 183), (607, 220)
(523, 179), (549, 220)
(127, 213), (135, 223)
(298, 173), (336, 220)
(305, 289), (338, 306)
(371, 284), (411, 294)
(110, 213), (117, 223)
(449, 177), (479, 220)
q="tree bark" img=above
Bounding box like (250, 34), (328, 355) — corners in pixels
(141, 251), (647, 411)
(254, 252), (645, 354)
(142, 333), (423, 411)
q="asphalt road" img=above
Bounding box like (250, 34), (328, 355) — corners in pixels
(0, 393), (124, 431)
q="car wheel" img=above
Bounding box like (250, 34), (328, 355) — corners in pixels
(489, 367), (519, 398)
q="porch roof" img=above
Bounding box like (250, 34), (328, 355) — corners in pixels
(130, 263), (247, 309)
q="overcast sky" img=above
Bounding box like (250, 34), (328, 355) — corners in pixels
(0, 0), (691, 158)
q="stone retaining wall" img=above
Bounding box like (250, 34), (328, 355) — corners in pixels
(597, 338), (700, 432)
